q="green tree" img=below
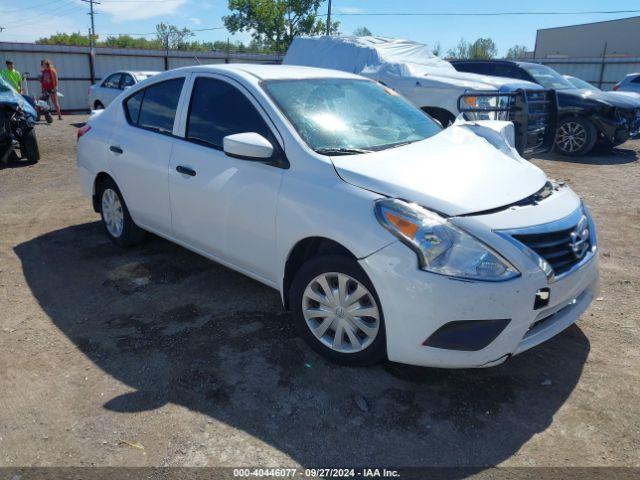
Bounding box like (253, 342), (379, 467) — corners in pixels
(155, 22), (194, 50)
(101, 35), (162, 49)
(224, 0), (339, 52)
(36, 32), (90, 46)
(446, 37), (497, 59)
(353, 26), (372, 36)
(468, 37), (497, 59)
(505, 44), (528, 59)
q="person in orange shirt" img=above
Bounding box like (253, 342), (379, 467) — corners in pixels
(40, 59), (62, 120)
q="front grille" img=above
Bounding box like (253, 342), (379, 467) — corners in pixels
(512, 215), (591, 276)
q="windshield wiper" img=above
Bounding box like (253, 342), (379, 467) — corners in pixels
(379, 140), (416, 150)
(314, 147), (373, 156)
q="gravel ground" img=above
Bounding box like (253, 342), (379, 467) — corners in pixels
(0, 116), (638, 469)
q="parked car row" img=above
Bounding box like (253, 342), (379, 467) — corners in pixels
(88, 38), (639, 158)
(284, 36), (557, 157)
(77, 63), (600, 368)
(283, 36), (639, 157)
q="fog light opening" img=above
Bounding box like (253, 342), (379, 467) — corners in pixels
(534, 287), (551, 310)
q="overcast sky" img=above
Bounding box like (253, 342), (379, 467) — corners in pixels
(1, 0), (639, 55)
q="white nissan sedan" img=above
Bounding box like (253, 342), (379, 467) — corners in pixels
(76, 64), (599, 368)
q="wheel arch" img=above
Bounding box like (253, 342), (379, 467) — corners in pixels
(282, 236), (358, 310)
(92, 171), (114, 212)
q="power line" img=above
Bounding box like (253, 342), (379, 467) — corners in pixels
(2, 2), (80, 29)
(327, 9), (640, 17)
(102, 26), (225, 37)
(0, 0), (71, 15)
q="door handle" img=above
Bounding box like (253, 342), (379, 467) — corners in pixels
(110, 145), (123, 154)
(176, 165), (196, 177)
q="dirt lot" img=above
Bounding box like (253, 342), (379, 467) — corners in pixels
(0, 115), (639, 469)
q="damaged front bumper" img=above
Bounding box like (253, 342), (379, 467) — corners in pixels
(359, 188), (599, 369)
(594, 108), (640, 144)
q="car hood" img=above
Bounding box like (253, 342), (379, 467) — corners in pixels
(0, 79), (37, 120)
(423, 69), (542, 91)
(561, 88), (640, 109)
(330, 125), (547, 217)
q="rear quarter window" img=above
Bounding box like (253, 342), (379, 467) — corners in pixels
(124, 90), (144, 125)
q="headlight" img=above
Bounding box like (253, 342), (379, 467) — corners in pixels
(375, 199), (519, 281)
(461, 93), (511, 121)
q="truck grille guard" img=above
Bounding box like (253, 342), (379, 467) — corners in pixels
(457, 89), (558, 157)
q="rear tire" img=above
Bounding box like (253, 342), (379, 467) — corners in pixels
(20, 128), (40, 163)
(44, 111), (53, 124)
(290, 254), (387, 366)
(97, 178), (146, 247)
(555, 116), (597, 156)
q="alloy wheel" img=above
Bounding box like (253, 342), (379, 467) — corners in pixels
(302, 272), (380, 354)
(556, 121), (588, 153)
(101, 188), (124, 238)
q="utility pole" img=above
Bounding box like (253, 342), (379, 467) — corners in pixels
(80, 0), (100, 83)
(81, 0), (99, 45)
(326, 0), (332, 36)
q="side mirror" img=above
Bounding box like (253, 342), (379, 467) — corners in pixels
(223, 132), (273, 160)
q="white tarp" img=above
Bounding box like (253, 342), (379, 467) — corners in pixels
(284, 36), (454, 77)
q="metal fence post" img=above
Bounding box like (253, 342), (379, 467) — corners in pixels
(598, 42), (608, 89)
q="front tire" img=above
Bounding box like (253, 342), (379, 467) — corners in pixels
(20, 128), (40, 163)
(94, 101), (104, 110)
(555, 117), (597, 156)
(290, 255), (386, 366)
(98, 178), (146, 247)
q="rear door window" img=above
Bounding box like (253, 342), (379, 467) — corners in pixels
(136, 77), (185, 135)
(121, 74), (135, 88)
(186, 77), (272, 149)
(102, 73), (122, 89)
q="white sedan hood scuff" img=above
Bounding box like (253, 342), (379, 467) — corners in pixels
(331, 126), (548, 217)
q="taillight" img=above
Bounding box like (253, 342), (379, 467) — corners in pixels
(613, 84), (620, 91)
(77, 124), (92, 141)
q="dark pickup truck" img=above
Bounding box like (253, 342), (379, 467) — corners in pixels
(452, 60), (640, 156)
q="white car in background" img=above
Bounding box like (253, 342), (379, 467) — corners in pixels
(564, 75), (640, 103)
(76, 64), (599, 368)
(613, 73), (640, 95)
(88, 71), (159, 110)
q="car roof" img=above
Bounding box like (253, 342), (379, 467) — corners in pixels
(450, 59), (518, 65)
(169, 63), (364, 81)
